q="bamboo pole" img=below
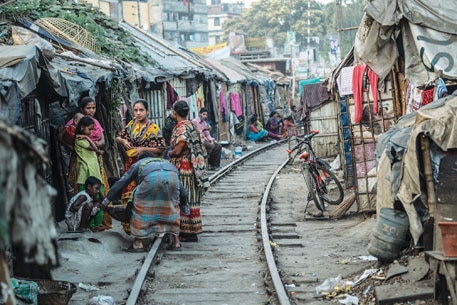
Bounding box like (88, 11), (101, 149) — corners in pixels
(421, 135), (437, 250)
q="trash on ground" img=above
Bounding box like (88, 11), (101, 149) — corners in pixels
(355, 255), (377, 261)
(78, 282), (100, 291)
(269, 240), (278, 247)
(87, 295), (115, 305)
(354, 268), (378, 286)
(285, 283), (296, 288)
(337, 294), (359, 305)
(316, 274), (352, 296)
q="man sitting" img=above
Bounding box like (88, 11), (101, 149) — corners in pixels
(192, 108), (222, 170)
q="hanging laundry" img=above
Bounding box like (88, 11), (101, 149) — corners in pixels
(188, 94), (198, 120)
(405, 83), (422, 114)
(166, 82), (179, 109)
(421, 88), (434, 106)
(219, 89), (228, 122)
(352, 65), (379, 123)
(196, 84), (205, 109)
(300, 82), (330, 114)
(337, 66), (355, 96)
(230, 92), (242, 117)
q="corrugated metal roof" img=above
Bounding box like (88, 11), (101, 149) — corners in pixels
(119, 23), (221, 81)
(201, 57), (246, 84)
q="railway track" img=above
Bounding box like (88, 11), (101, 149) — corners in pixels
(138, 142), (290, 305)
(54, 141), (374, 305)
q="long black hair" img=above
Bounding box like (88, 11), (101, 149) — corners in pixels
(133, 99), (149, 111)
(75, 116), (95, 135)
(173, 100), (190, 117)
(79, 96), (95, 110)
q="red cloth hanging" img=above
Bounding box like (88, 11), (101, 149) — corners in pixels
(352, 65), (379, 123)
(352, 65), (366, 124)
(368, 68), (379, 115)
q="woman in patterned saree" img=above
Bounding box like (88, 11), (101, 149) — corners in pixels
(169, 100), (209, 242)
(115, 99), (166, 233)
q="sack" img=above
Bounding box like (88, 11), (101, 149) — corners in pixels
(106, 201), (132, 223)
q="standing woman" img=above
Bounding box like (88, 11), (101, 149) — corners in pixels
(168, 100), (209, 242)
(66, 96), (112, 229)
(115, 99), (166, 233)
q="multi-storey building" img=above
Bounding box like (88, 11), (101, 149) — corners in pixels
(207, 1), (243, 46)
(81, 0), (209, 48)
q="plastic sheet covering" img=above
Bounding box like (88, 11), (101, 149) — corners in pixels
(0, 118), (58, 266)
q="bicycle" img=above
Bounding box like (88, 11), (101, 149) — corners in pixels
(286, 130), (344, 214)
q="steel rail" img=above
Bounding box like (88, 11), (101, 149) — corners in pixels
(260, 157), (292, 305)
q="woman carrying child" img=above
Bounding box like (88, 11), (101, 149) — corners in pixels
(66, 96), (112, 229)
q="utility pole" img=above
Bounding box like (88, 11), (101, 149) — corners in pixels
(291, 43), (295, 106)
(307, 0), (311, 68)
(336, 0), (343, 60)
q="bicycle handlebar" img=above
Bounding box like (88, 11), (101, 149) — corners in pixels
(286, 130), (320, 153)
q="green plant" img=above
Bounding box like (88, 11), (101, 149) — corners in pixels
(0, 0), (158, 66)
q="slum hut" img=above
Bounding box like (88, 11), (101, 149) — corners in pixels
(120, 23), (223, 126)
(330, 0), (457, 251)
(328, 47), (398, 211)
(0, 21), (133, 221)
(120, 22), (228, 151)
(245, 62), (290, 118)
(0, 118), (59, 283)
(203, 56), (271, 146)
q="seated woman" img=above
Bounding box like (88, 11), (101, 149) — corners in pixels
(246, 115), (269, 142)
(265, 111), (285, 140)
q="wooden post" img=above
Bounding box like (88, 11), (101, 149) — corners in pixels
(421, 135), (437, 250)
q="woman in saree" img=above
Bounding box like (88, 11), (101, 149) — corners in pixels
(115, 99), (166, 234)
(168, 100), (209, 242)
(66, 96), (112, 229)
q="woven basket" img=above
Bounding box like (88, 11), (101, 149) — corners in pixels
(34, 17), (100, 54)
(35, 279), (77, 305)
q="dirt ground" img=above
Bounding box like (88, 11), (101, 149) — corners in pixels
(272, 162), (435, 305)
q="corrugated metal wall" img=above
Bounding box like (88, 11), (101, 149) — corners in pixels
(306, 101), (340, 158)
(143, 87), (165, 129)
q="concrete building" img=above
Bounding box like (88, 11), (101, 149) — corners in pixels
(207, 1), (243, 46)
(81, 0), (209, 48)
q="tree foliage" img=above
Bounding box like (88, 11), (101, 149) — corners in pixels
(223, 0), (365, 59)
(224, 0), (326, 47)
(321, 0), (366, 59)
(0, 0), (157, 66)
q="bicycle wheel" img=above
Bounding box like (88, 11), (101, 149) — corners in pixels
(315, 164), (344, 205)
(302, 165), (325, 211)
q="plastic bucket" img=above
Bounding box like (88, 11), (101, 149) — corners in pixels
(438, 222), (457, 257)
(367, 208), (410, 262)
